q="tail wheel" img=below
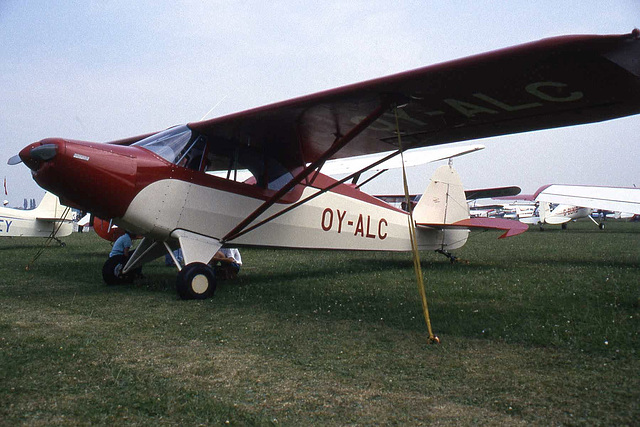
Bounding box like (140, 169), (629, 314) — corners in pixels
(102, 255), (127, 285)
(176, 262), (216, 300)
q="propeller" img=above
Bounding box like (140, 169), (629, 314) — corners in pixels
(7, 154), (22, 165)
(7, 143), (58, 167)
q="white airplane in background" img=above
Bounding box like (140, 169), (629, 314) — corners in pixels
(523, 203), (601, 230)
(0, 192), (73, 245)
(509, 184), (640, 230)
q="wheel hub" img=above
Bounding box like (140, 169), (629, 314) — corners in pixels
(191, 274), (209, 294)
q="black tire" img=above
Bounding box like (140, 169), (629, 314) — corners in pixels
(176, 262), (216, 300)
(599, 223), (605, 230)
(102, 255), (127, 286)
(561, 223), (567, 230)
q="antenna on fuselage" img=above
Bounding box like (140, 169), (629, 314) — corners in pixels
(200, 95), (229, 121)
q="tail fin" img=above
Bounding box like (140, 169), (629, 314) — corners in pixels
(413, 164), (469, 225)
(538, 201), (549, 223)
(33, 192), (72, 220)
(413, 164), (527, 248)
(413, 164), (470, 250)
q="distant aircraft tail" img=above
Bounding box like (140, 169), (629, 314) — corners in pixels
(539, 201), (550, 223)
(412, 164), (527, 250)
(33, 192), (72, 221)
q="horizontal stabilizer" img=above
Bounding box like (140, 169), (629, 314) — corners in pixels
(35, 217), (72, 222)
(417, 217), (528, 239)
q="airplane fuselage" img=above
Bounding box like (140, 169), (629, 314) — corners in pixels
(118, 176), (466, 253)
(19, 136), (467, 265)
(542, 203), (594, 225)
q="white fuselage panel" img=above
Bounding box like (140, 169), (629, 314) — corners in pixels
(121, 179), (468, 252)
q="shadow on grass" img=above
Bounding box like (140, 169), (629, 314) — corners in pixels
(8, 240), (636, 355)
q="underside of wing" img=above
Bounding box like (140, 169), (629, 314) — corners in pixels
(184, 31), (640, 171)
(536, 184), (640, 214)
(318, 144), (485, 176)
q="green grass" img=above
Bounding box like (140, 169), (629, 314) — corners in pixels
(0, 221), (638, 425)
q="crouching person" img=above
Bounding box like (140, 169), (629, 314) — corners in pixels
(212, 247), (242, 280)
(102, 231), (142, 285)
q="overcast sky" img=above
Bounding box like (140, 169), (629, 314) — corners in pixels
(1, 1), (638, 204)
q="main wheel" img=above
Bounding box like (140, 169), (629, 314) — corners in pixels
(176, 262), (216, 300)
(102, 255), (127, 285)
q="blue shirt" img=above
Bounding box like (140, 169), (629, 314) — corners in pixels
(109, 233), (132, 258)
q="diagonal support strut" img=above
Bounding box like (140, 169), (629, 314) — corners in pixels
(223, 101), (391, 242)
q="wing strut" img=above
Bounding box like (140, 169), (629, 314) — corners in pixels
(395, 108), (439, 345)
(355, 169), (388, 189)
(223, 101), (391, 242)
(25, 205), (72, 270)
(225, 148), (404, 242)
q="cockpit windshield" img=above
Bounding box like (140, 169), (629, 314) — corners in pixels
(134, 125), (294, 191)
(133, 125), (197, 165)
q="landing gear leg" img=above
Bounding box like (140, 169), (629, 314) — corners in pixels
(588, 214), (605, 230)
(436, 249), (458, 264)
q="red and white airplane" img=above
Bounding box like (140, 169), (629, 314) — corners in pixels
(9, 30), (640, 299)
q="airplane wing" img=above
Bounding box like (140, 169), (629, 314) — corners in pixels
(535, 185), (640, 214)
(464, 186), (521, 200)
(174, 31), (640, 170)
(319, 144), (485, 176)
(78, 213), (92, 227)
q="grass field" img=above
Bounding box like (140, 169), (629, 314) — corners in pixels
(1, 221), (638, 425)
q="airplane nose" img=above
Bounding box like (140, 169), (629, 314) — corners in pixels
(18, 141), (63, 171)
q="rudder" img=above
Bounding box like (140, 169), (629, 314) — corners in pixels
(412, 164), (470, 251)
(413, 164), (469, 225)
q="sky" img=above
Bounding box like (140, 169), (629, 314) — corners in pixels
(1, 0), (638, 205)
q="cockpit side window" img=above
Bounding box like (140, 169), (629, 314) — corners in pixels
(175, 135), (206, 170)
(204, 141), (293, 191)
